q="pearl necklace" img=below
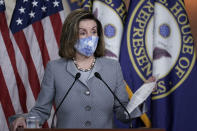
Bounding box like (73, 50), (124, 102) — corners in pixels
(73, 57), (96, 72)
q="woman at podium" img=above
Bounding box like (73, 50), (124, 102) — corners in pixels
(11, 9), (156, 131)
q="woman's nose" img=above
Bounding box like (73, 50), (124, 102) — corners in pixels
(87, 32), (92, 37)
(87, 30), (96, 37)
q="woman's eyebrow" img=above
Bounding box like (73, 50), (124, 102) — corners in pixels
(79, 28), (86, 30)
(92, 26), (97, 29)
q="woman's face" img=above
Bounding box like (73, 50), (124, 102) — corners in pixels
(78, 19), (98, 39)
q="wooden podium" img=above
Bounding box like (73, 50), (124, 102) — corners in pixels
(17, 128), (165, 131)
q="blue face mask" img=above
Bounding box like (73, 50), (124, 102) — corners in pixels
(74, 36), (99, 57)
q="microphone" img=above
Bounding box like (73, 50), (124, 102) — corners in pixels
(94, 72), (131, 121)
(51, 72), (81, 128)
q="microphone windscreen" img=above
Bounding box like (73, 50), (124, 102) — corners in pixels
(75, 72), (81, 79)
(94, 72), (102, 80)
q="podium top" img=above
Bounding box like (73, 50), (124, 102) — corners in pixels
(17, 128), (165, 131)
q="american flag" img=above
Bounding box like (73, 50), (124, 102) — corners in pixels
(0, 0), (65, 130)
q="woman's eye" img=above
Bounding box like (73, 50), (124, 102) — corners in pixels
(92, 30), (97, 34)
(79, 32), (86, 35)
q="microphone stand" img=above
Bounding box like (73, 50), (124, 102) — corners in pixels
(94, 72), (132, 128)
(51, 73), (81, 128)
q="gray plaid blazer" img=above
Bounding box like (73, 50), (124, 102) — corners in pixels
(28, 57), (146, 128)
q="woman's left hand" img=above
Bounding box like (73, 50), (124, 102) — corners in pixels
(145, 76), (156, 83)
(145, 76), (157, 91)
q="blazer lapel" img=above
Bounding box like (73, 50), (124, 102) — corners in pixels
(67, 60), (78, 78)
(66, 58), (102, 85)
(88, 58), (102, 80)
(67, 60), (90, 87)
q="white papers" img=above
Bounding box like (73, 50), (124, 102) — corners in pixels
(126, 81), (156, 114)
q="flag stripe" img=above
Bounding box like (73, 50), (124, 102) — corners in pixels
(49, 13), (62, 48)
(32, 21), (50, 68)
(23, 26), (45, 84)
(9, 32), (36, 110)
(0, 67), (15, 125)
(0, 103), (9, 131)
(13, 31), (40, 99)
(0, 12), (28, 113)
(41, 17), (59, 60)
(0, 0), (65, 130)
(59, 11), (66, 23)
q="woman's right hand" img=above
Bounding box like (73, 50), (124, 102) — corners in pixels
(11, 117), (26, 131)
